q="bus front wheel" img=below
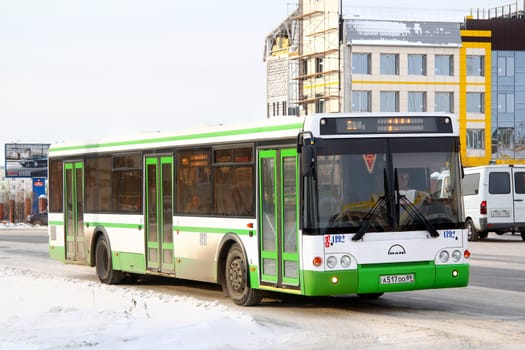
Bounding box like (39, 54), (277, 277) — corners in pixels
(225, 243), (262, 306)
(95, 235), (123, 284)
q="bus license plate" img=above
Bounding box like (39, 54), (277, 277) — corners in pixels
(380, 274), (415, 285)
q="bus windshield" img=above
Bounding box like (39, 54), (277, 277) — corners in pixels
(303, 137), (463, 235)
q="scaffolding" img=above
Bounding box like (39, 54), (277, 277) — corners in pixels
(292, 0), (341, 114)
(263, 0), (341, 117)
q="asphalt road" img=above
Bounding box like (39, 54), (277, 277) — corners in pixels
(1, 228), (523, 292)
(1, 228), (524, 349)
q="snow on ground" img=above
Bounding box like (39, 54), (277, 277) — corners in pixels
(0, 224), (296, 349)
(0, 267), (295, 349)
(0, 222), (37, 230)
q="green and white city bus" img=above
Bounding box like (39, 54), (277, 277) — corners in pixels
(48, 113), (470, 306)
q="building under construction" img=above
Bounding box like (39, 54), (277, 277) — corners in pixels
(264, 0), (525, 167)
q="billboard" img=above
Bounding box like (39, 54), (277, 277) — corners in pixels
(5, 143), (50, 178)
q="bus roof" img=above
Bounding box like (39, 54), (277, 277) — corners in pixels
(48, 116), (305, 158)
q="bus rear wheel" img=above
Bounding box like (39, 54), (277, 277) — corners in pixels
(225, 243), (262, 306)
(95, 235), (123, 284)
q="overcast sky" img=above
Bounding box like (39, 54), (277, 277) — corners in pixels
(0, 0), (514, 151)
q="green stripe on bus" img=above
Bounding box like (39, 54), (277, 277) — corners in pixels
(49, 221), (139, 229)
(86, 222), (142, 229)
(174, 226), (253, 235)
(49, 123), (303, 153)
(48, 220), (64, 226)
(48, 221), (253, 235)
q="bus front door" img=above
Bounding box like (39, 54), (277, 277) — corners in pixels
(64, 161), (86, 263)
(145, 156), (175, 274)
(258, 149), (300, 289)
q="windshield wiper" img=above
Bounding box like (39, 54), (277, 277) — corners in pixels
(352, 195), (387, 241)
(352, 168), (391, 241)
(398, 195), (439, 238)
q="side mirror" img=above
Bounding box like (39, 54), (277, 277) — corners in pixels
(301, 144), (315, 177)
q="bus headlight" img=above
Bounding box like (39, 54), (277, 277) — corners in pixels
(451, 250), (462, 262)
(326, 256), (337, 269)
(439, 250), (449, 263)
(340, 255), (351, 268)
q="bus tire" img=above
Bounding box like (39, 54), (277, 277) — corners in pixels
(521, 232), (525, 241)
(466, 219), (479, 241)
(95, 235), (123, 284)
(225, 243), (262, 306)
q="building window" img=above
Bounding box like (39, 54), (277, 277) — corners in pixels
(466, 129), (485, 150)
(498, 56), (514, 77)
(302, 59), (308, 77)
(352, 53), (371, 74)
(467, 55), (485, 77)
(315, 95), (325, 113)
(380, 53), (399, 75)
(352, 91), (371, 112)
(380, 91), (399, 112)
(435, 92), (454, 113)
(495, 127), (515, 157)
(282, 101), (287, 116)
(408, 54), (426, 75)
(435, 55), (453, 76)
(466, 92), (485, 113)
(315, 57), (324, 74)
(498, 93), (515, 113)
(408, 92), (426, 112)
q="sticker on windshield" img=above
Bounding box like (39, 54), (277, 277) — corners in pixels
(363, 154), (376, 174)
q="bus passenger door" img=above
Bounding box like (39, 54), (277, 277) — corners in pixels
(145, 156), (175, 274)
(64, 161), (86, 263)
(258, 148), (300, 289)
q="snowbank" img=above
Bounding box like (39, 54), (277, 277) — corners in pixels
(0, 267), (294, 349)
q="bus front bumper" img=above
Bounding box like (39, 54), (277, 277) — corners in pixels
(302, 262), (469, 296)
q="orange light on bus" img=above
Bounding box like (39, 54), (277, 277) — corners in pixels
(246, 223), (254, 229)
(313, 256), (322, 267)
(464, 250), (471, 259)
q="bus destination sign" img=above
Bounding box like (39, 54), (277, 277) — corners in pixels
(320, 116), (453, 135)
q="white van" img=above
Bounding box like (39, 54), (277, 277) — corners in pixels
(463, 165), (525, 241)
